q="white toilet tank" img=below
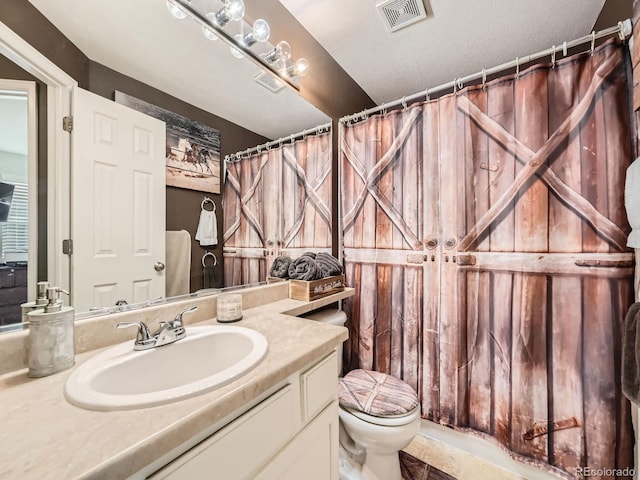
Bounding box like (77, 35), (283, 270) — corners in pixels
(302, 309), (347, 375)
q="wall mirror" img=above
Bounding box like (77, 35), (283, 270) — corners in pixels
(0, 0), (330, 331)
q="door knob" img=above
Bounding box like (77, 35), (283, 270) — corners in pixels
(154, 262), (166, 272)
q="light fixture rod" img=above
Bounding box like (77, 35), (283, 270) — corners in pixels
(225, 122), (332, 162)
(340, 19), (632, 124)
(173, 0), (300, 92)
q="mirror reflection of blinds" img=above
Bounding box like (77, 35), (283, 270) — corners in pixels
(1, 182), (28, 256)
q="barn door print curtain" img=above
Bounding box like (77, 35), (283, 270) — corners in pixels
(223, 131), (332, 286)
(340, 40), (634, 478)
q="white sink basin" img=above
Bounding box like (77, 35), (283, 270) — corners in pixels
(64, 325), (268, 411)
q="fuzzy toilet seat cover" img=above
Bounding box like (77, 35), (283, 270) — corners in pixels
(338, 369), (418, 417)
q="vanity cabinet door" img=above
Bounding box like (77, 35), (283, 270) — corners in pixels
(150, 385), (299, 480)
(255, 401), (339, 480)
(301, 351), (338, 422)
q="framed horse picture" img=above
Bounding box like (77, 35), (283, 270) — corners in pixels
(115, 91), (221, 194)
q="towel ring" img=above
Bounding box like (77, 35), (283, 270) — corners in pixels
(202, 252), (217, 267)
(201, 197), (216, 212)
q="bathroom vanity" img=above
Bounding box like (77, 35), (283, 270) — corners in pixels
(0, 283), (353, 479)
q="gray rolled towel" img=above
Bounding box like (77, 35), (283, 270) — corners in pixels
(622, 302), (640, 405)
(301, 251), (316, 259)
(270, 256), (292, 278)
(288, 255), (320, 281)
(315, 252), (343, 277)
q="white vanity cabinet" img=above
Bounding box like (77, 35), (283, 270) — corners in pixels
(149, 351), (339, 480)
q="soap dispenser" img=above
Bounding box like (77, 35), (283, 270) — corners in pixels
(27, 287), (74, 378)
(20, 281), (50, 328)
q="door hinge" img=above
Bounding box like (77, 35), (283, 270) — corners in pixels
(62, 116), (73, 132)
(62, 239), (73, 255)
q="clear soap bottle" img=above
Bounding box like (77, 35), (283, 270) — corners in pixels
(27, 287), (75, 377)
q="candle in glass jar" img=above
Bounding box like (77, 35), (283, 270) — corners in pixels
(217, 293), (243, 322)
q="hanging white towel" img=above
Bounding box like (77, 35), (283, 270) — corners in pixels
(195, 198), (218, 247)
(626, 157), (640, 248)
(165, 230), (191, 297)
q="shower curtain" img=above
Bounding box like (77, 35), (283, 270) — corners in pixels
(340, 40), (634, 478)
(223, 130), (332, 286)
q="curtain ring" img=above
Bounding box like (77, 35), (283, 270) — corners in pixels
(590, 30), (596, 55)
(265, 143), (271, 151)
(290, 134), (295, 144)
(457, 78), (464, 90)
(562, 41), (567, 57)
(618, 21), (625, 41)
(381, 103), (387, 115)
(401, 97), (407, 109)
(453, 79), (457, 94)
(425, 87), (430, 101)
(481, 69), (487, 89)
(515, 57), (520, 77)
(551, 47), (556, 68)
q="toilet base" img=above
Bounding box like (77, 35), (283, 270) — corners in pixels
(338, 444), (403, 480)
(360, 448), (403, 480)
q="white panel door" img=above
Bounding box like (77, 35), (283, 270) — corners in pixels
(71, 88), (165, 312)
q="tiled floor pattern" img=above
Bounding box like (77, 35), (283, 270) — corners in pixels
(400, 451), (458, 480)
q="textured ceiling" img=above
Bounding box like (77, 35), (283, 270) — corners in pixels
(279, 0), (607, 104)
(26, 0), (613, 141)
(27, 0), (330, 141)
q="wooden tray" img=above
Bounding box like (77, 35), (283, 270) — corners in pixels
(289, 274), (345, 302)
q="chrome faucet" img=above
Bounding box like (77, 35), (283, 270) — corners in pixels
(117, 306), (197, 350)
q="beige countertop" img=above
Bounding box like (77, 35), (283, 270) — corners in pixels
(0, 287), (353, 480)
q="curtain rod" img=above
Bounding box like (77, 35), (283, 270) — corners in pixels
(340, 19), (632, 125)
(225, 122), (332, 162)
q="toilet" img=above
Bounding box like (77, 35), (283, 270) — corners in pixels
(302, 309), (420, 480)
(337, 369), (420, 480)
(302, 308), (348, 375)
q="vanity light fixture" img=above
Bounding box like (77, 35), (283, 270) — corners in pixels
(231, 19), (270, 58)
(288, 58), (310, 77)
(169, 0), (309, 92)
(241, 19), (271, 47)
(214, 0), (245, 27)
(264, 40), (292, 66)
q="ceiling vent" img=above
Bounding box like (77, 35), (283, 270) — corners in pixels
(376, 0), (430, 32)
(254, 71), (285, 93)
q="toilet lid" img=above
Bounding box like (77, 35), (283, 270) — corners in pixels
(338, 369), (418, 417)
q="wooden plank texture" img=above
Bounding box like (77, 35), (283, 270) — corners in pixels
(339, 41), (634, 479)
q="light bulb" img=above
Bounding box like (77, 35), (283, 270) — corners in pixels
(252, 19), (270, 43)
(293, 58), (309, 77)
(264, 41), (291, 64)
(242, 19), (271, 47)
(166, 0), (190, 19)
(226, 0), (245, 20)
(230, 34), (244, 59)
(215, 0), (245, 27)
(202, 12), (219, 40)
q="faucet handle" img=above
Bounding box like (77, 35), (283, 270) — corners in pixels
(117, 321), (152, 343)
(171, 306), (197, 328)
